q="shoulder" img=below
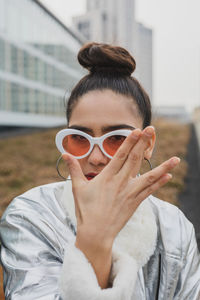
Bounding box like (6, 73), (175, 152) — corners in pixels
(0, 181), (75, 256)
(148, 195), (183, 222)
(148, 195), (196, 257)
(1, 181), (65, 219)
(0, 181), (72, 242)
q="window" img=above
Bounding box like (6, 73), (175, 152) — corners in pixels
(0, 38), (5, 70)
(77, 21), (90, 40)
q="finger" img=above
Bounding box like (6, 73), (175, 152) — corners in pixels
(131, 156), (180, 196)
(119, 126), (155, 179)
(136, 173), (172, 203)
(62, 153), (87, 187)
(105, 128), (142, 175)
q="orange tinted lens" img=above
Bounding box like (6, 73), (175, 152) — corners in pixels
(62, 134), (90, 156)
(103, 135), (126, 156)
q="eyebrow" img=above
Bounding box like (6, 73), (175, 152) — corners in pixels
(102, 124), (136, 132)
(68, 124), (136, 134)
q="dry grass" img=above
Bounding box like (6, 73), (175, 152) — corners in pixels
(0, 118), (190, 299)
(0, 119), (190, 215)
(0, 129), (60, 217)
(151, 119), (189, 205)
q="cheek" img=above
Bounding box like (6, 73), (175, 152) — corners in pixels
(77, 158), (87, 172)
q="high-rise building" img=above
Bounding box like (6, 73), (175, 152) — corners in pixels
(73, 0), (153, 99)
(0, 0), (85, 127)
(73, 0), (137, 53)
(134, 23), (153, 100)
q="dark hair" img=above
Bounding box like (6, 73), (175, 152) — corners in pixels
(66, 42), (151, 128)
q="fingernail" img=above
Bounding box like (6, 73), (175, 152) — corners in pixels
(171, 157), (181, 166)
(62, 153), (70, 162)
(166, 173), (172, 180)
(132, 129), (141, 139)
(144, 126), (154, 136)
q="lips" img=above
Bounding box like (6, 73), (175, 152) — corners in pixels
(85, 173), (98, 180)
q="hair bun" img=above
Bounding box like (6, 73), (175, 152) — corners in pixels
(78, 42), (136, 76)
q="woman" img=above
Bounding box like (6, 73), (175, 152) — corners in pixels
(0, 43), (200, 299)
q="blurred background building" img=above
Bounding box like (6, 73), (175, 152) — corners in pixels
(72, 0), (153, 99)
(153, 106), (190, 123)
(0, 0), (85, 128)
(2, 0), (196, 129)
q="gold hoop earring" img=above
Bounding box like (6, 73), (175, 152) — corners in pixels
(56, 155), (71, 181)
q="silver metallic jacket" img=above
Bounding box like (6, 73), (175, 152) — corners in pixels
(0, 181), (200, 300)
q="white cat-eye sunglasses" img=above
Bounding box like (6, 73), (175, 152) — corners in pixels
(55, 128), (132, 159)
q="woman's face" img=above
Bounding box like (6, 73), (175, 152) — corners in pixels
(68, 89), (153, 179)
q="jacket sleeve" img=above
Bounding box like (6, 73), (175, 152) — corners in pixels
(174, 220), (200, 299)
(59, 244), (138, 300)
(0, 202), (138, 300)
(0, 206), (64, 300)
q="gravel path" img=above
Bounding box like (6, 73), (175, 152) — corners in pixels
(179, 124), (200, 250)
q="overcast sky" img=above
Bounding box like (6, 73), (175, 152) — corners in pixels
(40, 0), (200, 112)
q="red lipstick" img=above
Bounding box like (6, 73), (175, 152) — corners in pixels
(85, 173), (98, 180)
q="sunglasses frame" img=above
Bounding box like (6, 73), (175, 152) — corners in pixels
(55, 128), (132, 159)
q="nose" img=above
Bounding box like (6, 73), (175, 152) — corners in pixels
(87, 145), (109, 166)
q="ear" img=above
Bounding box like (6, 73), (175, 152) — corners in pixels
(144, 131), (156, 160)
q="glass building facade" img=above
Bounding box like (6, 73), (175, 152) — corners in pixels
(0, 0), (84, 125)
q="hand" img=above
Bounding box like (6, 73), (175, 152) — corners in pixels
(62, 126), (180, 247)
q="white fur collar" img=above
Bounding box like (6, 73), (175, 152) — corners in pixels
(59, 180), (157, 268)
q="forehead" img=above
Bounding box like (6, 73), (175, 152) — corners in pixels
(69, 90), (143, 131)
